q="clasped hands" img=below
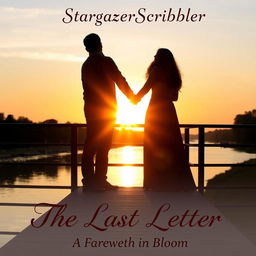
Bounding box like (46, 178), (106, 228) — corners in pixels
(130, 93), (142, 105)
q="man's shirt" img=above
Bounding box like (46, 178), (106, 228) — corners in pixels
(81, 53), (133, 120)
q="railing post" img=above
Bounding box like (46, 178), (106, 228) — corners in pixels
(184, 128), (190, 163)
(70, 125), (78, 191)
(198, 127), (205, 194)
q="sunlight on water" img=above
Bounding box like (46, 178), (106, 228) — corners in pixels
(120, 147), (142, 187)
(1, 145), (256, 247)
(120, 167), (138, 187)
(78, 146), (144, 187)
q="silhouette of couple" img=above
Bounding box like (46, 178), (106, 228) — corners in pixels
(81, 33), (196, 191)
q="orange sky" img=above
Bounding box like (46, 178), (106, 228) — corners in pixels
(0, 1), (256, 124)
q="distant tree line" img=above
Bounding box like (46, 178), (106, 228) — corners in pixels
(0, 113), (73, 145)
(0, 113), (33, 124)
(0, 113), (142, 146)
(1, 110), (255, 146)
(205, 109), (256, 145)
(205, 129), (234, 143)
(233, 109), (256, 144)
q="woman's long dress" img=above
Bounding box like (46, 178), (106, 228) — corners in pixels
(141, 68), (196, 191)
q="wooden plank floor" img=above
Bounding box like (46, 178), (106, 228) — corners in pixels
(1, 188), (256, 256)
(205, 189), (256, 245)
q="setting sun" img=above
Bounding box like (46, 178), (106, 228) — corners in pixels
(116, 91), (150, 125)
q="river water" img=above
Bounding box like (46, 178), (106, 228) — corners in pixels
(0, 144), (256, 247)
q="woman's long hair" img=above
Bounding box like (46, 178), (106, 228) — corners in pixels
(146, 48), (182, 90)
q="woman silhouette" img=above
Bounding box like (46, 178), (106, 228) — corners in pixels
(134, 48), (196, 191)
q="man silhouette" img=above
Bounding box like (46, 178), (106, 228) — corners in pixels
(81, 33), (134, 190)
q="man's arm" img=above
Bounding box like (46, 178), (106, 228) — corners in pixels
(107, 58), (134, 99)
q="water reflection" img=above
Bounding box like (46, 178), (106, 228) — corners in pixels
(0, 165), (59, 185)
(0, 151), (72, 185)
(0, 145), (255, 187)
(121, 147), (139, 186)
(0, 146), (144, 187)
(96, 146), (144, 187)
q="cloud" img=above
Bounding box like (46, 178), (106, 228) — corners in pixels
(0, 6), (77, 50)
(0, 51), (84, 62)
(0, 6), (62, 21)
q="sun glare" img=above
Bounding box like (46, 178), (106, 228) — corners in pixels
(116, 93), (149, 126)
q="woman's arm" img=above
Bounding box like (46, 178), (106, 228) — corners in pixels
(135, 67), (158, 102)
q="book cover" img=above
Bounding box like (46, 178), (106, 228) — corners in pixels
(0, 0), (256, 255)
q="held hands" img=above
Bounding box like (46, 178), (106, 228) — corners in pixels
(130, 94), (141, 105)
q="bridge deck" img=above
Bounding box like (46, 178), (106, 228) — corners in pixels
(1, 188), (256, 256)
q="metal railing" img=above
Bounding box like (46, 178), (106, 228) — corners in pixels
(0, 123), (256, 192)
(0, 123), (256, 236)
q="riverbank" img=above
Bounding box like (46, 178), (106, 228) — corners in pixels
(205, 159), (256, 245)
(207, 158), (256, 188)
(0, 146), (70, 162)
